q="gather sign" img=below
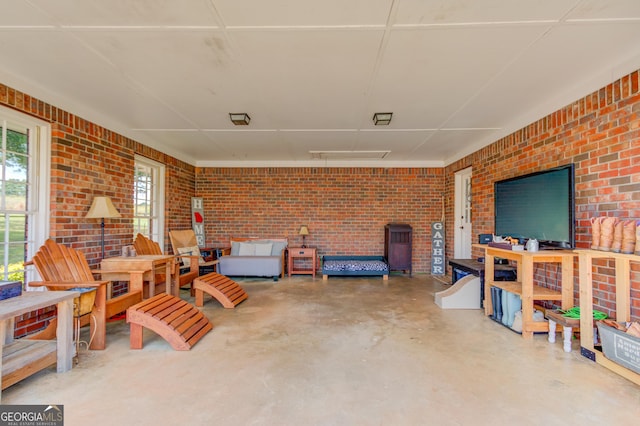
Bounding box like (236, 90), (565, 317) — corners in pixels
(431, 222), (445, 275)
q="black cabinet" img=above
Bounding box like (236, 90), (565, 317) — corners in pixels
(385, 224), (412, 275)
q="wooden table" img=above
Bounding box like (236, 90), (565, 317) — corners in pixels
(480, 245), (576, 338)
(288, 247), (317, 278)
(101, 255), (177, 298)
(0, 291), (78, 398)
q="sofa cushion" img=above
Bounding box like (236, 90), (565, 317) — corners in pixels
(218, 255), (281, 278)
(230, 241), (241, 256)
(254, 242), (273, 256)
(177, 245), (203, 266)
(237, 242), (256, 256)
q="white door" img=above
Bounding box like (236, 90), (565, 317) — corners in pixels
(454, 167), (473, 259)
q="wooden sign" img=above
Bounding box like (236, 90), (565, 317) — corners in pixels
(191, 197), (205, 247)
(431, 222), (445, 275)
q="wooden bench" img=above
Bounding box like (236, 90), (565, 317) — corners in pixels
(127, 294), (212, 351)
(546, 309), (581, 353)
(193, 272), (248, 308)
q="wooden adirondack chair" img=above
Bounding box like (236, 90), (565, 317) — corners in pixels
(133, 233), (199, 296)
(169, 229), (218, 274)
(27, 239), (144, 350)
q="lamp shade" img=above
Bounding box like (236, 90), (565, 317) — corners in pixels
(86, 196), (121, 219)
(299, 225), (309, 236)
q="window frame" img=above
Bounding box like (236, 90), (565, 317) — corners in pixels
(133, 155), (165, 249)
(0, 106), (51, 286)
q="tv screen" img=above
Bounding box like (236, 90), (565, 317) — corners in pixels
(494, 164), (575, 249)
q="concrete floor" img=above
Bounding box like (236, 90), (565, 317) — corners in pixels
(2, 275), (639, 425)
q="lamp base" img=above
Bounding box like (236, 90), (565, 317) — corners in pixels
(100, 218), (106, 259)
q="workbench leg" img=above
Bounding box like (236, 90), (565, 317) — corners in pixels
(56, 299), (74, 372)
(548, 319), (557, 343)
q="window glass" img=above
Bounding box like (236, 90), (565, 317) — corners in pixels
(0, 126), (30, 282)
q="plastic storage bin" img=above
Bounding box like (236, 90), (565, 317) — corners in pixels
(597, 322), (640, 374)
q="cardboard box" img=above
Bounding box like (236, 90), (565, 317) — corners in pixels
(0, 280), (22, 301)
(597, 321), (640, 374)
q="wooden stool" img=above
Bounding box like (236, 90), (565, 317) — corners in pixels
(127, 294), (212, 351)
(545, 310), (580, 353)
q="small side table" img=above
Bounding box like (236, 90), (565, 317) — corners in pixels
(288, 247), (317, 278)
(101, 255), (175, 298)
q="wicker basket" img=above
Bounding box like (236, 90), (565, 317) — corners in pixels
(70, 287), (97, 317)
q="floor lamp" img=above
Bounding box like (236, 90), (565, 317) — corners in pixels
(86, 196), (121, 259)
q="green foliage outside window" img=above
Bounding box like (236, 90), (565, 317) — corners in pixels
(1, 127), (29, 284)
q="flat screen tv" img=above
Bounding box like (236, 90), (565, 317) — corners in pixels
(494, 164), (575, 249)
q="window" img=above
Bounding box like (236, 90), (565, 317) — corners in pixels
(133, 155), (165, 247)
(0, 107), (50, 285)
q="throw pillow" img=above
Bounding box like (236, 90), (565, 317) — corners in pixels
(253, 242), (273, 256)
(177, 245), (202, 267)
(230, 241), (241, 256)
(238, 242), (256, 256)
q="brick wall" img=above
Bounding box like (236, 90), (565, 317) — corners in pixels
(445, 69), (640, 321)
(50, 121), (135, 262)
(196, 167), (443, 273)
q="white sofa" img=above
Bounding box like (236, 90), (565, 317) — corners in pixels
(218, 238), (288, 280)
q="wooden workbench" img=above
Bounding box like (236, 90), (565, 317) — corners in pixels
(0, 290), (78, 398)
(478, 245), (576, 338)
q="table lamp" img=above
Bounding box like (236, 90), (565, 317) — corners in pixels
(86, 196), (121, 259)
(299, 225), (309, 248)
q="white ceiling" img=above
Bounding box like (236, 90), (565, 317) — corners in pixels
(1, 0), (640, 167)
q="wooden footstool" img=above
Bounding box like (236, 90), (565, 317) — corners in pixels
(193, 272), (248, 308)
(546, 310), (580, 353)
(127, 294), (212, 351)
